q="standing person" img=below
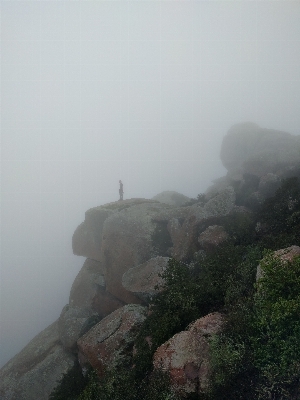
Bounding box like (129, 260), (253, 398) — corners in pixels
(119, 180), (124, 201)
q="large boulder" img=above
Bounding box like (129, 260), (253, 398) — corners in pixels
(122, 256), (170, 303)
(77, 304), (147, 376)
(152, 191), (191, 206)
(220, 122), (300, 177)
(101, 200), (171, 303)
(153, 312), (223, 396)
(0, 321), (75, 400)
(69, 258), (124, 318)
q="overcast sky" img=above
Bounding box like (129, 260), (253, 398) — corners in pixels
(1, 0), (300, 367)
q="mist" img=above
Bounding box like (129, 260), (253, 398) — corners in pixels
(1, 1), (300, 368)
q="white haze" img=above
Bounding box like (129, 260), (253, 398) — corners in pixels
(1, 1), (300, 367)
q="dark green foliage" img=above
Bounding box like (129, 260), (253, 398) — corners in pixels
(258, 177), (300, 249)
(252, 251), (300, 398)
(134, 244), (249, 379)
(49, 361), (90, 400)
(77, 368), (180, 400)
(259, 177), (300, 235)
(235, 173), (260, 209)
(208, 250), (300, 399)
(152, 221), (173, 256)
(183, 193), (207, 207)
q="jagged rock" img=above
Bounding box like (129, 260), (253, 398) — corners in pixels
(258, 173), (281, 197)
(220, 122), (300, 177)
(153, 312), (224, 396)
(152, 191), (191, 206)
(256, 245), (300, 281)
(122, 256), (169, 303)
(198, 225), (229, 252)
(0, 321), (75, 400)
(77, 304), (147, 376)
(101, 201), (171, 303)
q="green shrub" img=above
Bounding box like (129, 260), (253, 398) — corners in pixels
(49, 361), (89, 400)
(252, 251), (300, 398)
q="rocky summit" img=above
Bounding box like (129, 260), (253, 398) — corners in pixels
(2, 123), (300, 399)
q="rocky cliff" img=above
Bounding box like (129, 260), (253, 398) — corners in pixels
(1, 123), (300, 399)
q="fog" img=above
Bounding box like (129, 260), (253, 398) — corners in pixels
(1, 1), (300, 368)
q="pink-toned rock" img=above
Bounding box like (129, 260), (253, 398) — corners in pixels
(122, 256), (169, 303)
(198, 225), (229, 252)
(153, 312), (224, 395)
(77, 304), (147, 376)
(101, 201), (170, 304)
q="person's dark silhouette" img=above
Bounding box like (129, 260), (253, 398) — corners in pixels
(119, 180), (124, 201)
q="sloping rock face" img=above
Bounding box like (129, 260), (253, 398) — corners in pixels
(0, 321), (75, 400)
(122, 256), (169, 303)
(69, 258), (106, 309)
(220, 122), (300, 177)
(152, 191), (191, 206)
(77, 304), (147, 376)
(153, 312), (223, 396)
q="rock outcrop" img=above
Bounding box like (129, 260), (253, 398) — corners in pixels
(220, 122), (300, 176)
(77, 304), (147, 376)
(122, 256), (169, 303)
(152, 191), (191, 206)
(0, 321), (75, 400)
(168, 187), (235, 261)
(153, 312), (224, 395)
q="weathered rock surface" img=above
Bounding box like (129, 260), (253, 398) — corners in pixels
(0, 321), (75, 400)
(153, 312), (223, 395)
(198, 225), (229, 252)
(122, 256), (169, 303)
(220, 122), (300, 177)
(101, 201), (171, 303)
(152, 191), (191, 206)
(77, 304), (147, 376)
(58, 305), (97, 350)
